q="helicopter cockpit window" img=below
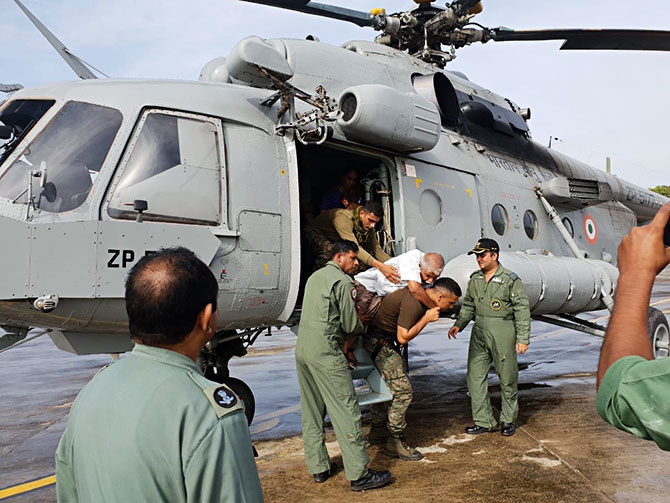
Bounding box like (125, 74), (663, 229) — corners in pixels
(491, 203), (509, 236)
(0, 101), (122, 213)
(0, 99), (56, 166)
(108, 111), (222, 226)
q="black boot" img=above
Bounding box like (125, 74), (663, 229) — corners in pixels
(501, 422), (516, 436)
(350, 469), (392, 491)
(465, 424), (498, 435)
(313, 462), (338, 483)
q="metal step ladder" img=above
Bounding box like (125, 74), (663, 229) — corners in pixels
(350, 339), (392, 407)
(289, 324), (392, 406)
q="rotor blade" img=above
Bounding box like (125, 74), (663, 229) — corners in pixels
(489, 28), (670, 51)
(13, 0), (97, 79)
(239, 0), (381, 28)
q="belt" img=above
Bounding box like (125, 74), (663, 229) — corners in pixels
(367, 329), (401, 361)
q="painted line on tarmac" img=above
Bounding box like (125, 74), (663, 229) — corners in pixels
(253, 404), (301, 423)
(0, 475), (56, 500)
(650, 297), (670, 307)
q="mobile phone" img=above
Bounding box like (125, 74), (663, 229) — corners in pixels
(665, 218), (670, 247)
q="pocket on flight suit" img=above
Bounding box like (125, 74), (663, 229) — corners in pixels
(325, 356), (357, 401)
(489, 320), (516, 368)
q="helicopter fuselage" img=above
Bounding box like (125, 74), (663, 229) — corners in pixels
(0, 36), (666, 355)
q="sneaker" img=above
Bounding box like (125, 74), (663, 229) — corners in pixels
(368, 423), (388, 445)
(385, 434), (423, 461)
(350, 469), (392, 491)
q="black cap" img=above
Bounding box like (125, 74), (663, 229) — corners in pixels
(467, 238), (499, 255)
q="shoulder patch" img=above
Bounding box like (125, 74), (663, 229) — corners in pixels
(203, 384), (244, 419)
(508, 272), (519, 280)
(213, 386), (237, 408)
(351, 287), (357, 301)
(188, 372), (244, 420)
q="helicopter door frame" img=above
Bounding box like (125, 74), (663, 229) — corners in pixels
(278, 136), (301, 322)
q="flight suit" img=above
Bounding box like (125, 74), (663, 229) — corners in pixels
(295, 261), (369, 481)
(597, 355), (670, 451)
(455, 265), (531, 428)
(55, 344), (263, 503)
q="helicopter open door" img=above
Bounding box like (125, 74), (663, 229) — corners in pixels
(397, 158), (481, 260)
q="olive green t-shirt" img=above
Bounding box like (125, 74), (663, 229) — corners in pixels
(372, 287), (426, 335)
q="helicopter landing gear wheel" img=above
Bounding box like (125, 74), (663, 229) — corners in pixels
(205, 371), (256, 425)
(648, 307), (670, 359)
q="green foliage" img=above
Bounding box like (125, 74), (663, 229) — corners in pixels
(650, 185), (670, 198)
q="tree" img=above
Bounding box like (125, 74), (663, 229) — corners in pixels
(650, 185), (670, 198)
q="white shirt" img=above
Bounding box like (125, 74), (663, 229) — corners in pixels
(354, 249), (424, 296)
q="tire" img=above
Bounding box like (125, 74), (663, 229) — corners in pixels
(648, 307), (670, 359)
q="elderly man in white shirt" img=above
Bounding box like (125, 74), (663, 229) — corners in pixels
(354, 249), (445, 308)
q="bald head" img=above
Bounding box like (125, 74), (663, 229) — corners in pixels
(125, 247), (218, 346)
(419, 252), (445, 283)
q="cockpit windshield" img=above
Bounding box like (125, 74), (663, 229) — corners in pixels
(0, 99), (55, 165)
(0, 101), (122, 213)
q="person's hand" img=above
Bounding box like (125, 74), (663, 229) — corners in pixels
(425, 306), (440, 323)
(379, 263), (401, 284)
(516, 343), (529, 354)
(448, 326), (460, 339)
(618, 203), (670, 278)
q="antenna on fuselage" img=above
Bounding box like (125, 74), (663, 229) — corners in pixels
(13, 0), (106, 80)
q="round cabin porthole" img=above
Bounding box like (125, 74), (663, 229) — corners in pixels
(523, 210), (538, 240)
(419, 189), (443, 227)
(491, 204), (509, 236)
(562, 217), (574, 238)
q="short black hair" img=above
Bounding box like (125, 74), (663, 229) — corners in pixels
(330, 240), (359, 259)
(125, 247), (218, 346)
(361, 200), (383, 218)
(433, 277), (462, 297)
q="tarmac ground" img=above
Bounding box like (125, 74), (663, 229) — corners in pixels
(1, 269), (669, 502)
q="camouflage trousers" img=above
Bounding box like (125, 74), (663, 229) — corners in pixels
(363, 335), (412, 435)
(304, 226), (333, 271)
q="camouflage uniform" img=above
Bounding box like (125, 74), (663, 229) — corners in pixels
(363, 331), (412, 435)
(305, 208), (390, 270)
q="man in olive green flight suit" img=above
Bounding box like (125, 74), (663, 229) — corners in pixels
(448, 238), (531, 437)
(55, 248), (263, 503)
(296, 240), (392, 491)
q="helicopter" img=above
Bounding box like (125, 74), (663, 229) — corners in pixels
(1, 0), (669, 425)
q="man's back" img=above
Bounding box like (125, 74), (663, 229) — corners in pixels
(373, 288), (427, 334)
(56, 344), (261, 503)
(297, 262), (361, 357)
(355, 249), (423, 296)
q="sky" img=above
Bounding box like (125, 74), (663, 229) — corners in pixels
(1, 0), (669, 189)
